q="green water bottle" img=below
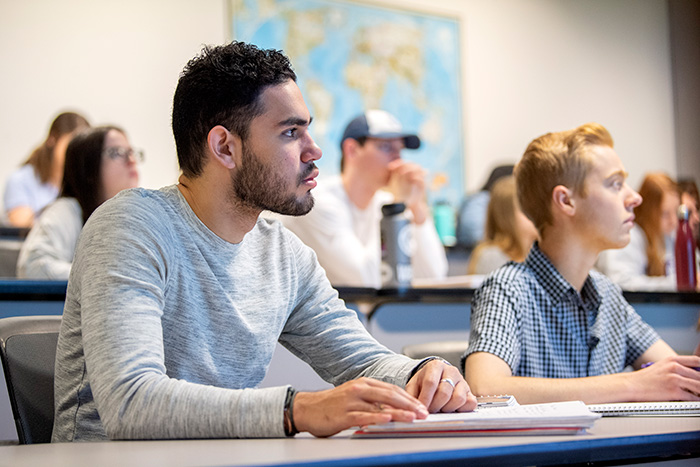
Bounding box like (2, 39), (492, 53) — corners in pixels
(433, 201), (456, 246)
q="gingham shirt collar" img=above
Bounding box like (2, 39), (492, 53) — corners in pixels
(525, 242), (602, 314)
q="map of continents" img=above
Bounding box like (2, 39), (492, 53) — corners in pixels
(232, 0), (464, 205)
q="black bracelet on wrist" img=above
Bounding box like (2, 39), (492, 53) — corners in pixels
(283, 387), (299, 437)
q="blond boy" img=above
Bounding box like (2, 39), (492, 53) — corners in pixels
(463, 123), (700, 404)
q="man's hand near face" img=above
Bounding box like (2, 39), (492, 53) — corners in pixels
(387, 159), (429, 224)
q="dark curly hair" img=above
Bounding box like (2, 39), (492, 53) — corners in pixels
(172, 41), (297, 177)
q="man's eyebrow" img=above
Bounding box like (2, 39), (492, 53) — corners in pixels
(277, 116), (313, 127)
(605, 170), (628, 180)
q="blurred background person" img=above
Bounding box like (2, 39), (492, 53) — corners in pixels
(280, 109), (447, 287)
(597, 172), (679, 291)
(17, 126), (141, 279)
(455, 164), (514, 250)
(3, 111), (90, 228)
(467, 176), (538, 275)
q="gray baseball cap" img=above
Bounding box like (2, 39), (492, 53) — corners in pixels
(341, 109), (421, 149)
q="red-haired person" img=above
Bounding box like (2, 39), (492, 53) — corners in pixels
(597, 173), (680, 291)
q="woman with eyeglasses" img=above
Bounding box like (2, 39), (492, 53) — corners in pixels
(16, 126), (142, 279)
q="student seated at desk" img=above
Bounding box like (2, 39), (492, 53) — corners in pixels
(463, 123), (700, 405)
(52, 42), (476, 443)
(3, 112), (90, 228)
(16, 126), (141, 279)
(278, 109), (447, 288)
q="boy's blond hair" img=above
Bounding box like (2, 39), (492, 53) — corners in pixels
(514, 122), (614, 236)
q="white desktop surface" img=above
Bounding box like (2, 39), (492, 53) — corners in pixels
(1, 417), (698, 467)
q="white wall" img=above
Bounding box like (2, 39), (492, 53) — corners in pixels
(467, 0), (674, 192)
(0, 0), (675, 214)
(0, 0), (227, 206)
(395, 0), (674, 193)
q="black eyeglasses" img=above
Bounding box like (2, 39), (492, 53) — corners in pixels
(366, 138), (404, 154)
(102, 147), (145, 163)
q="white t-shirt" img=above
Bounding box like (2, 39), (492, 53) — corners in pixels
(279, 176), (448, 287)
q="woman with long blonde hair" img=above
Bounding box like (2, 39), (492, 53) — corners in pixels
(467, 176), (538, 275)
(597, 172), (679, 290)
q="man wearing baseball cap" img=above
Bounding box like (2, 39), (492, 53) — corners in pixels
(281, 109), (447, 287)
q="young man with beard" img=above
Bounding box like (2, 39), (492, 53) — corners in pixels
(52, 42), (476, 442)
(463, 123), (700, 404)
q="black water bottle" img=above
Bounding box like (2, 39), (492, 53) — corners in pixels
(380, 203), (412, 289)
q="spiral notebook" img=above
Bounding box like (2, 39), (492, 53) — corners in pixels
(586, 401), (700, 416)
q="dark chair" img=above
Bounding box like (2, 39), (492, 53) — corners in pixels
(0, 353), (19, 443)
(402, 340), (469, 369)
(0, 227), (30, 278)
(0, 315), (61, 444)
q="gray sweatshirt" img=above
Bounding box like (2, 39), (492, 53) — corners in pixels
(52, 185), (419, 442)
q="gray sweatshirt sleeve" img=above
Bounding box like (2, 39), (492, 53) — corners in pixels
(59, 196), (289, 440)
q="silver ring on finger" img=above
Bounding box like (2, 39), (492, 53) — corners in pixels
(440, 378), (456, 389)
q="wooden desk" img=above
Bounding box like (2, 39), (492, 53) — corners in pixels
(1, 417), (698, 466)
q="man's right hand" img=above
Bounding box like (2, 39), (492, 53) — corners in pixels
(632, 355), (700, 401)
(386, 160), (428, 224)
(292, 377), (429, 437)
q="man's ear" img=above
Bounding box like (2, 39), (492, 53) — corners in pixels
(341, 138), (360, 161)
(207, 125), (240, 169)
(551, 185), (576, 217)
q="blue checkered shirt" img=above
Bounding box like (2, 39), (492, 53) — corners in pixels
(465, 243), (659, 377)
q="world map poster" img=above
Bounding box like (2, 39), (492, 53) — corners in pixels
(231, 0), (464, 206)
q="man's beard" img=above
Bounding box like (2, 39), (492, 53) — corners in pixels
(231, 142), (316, 216)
